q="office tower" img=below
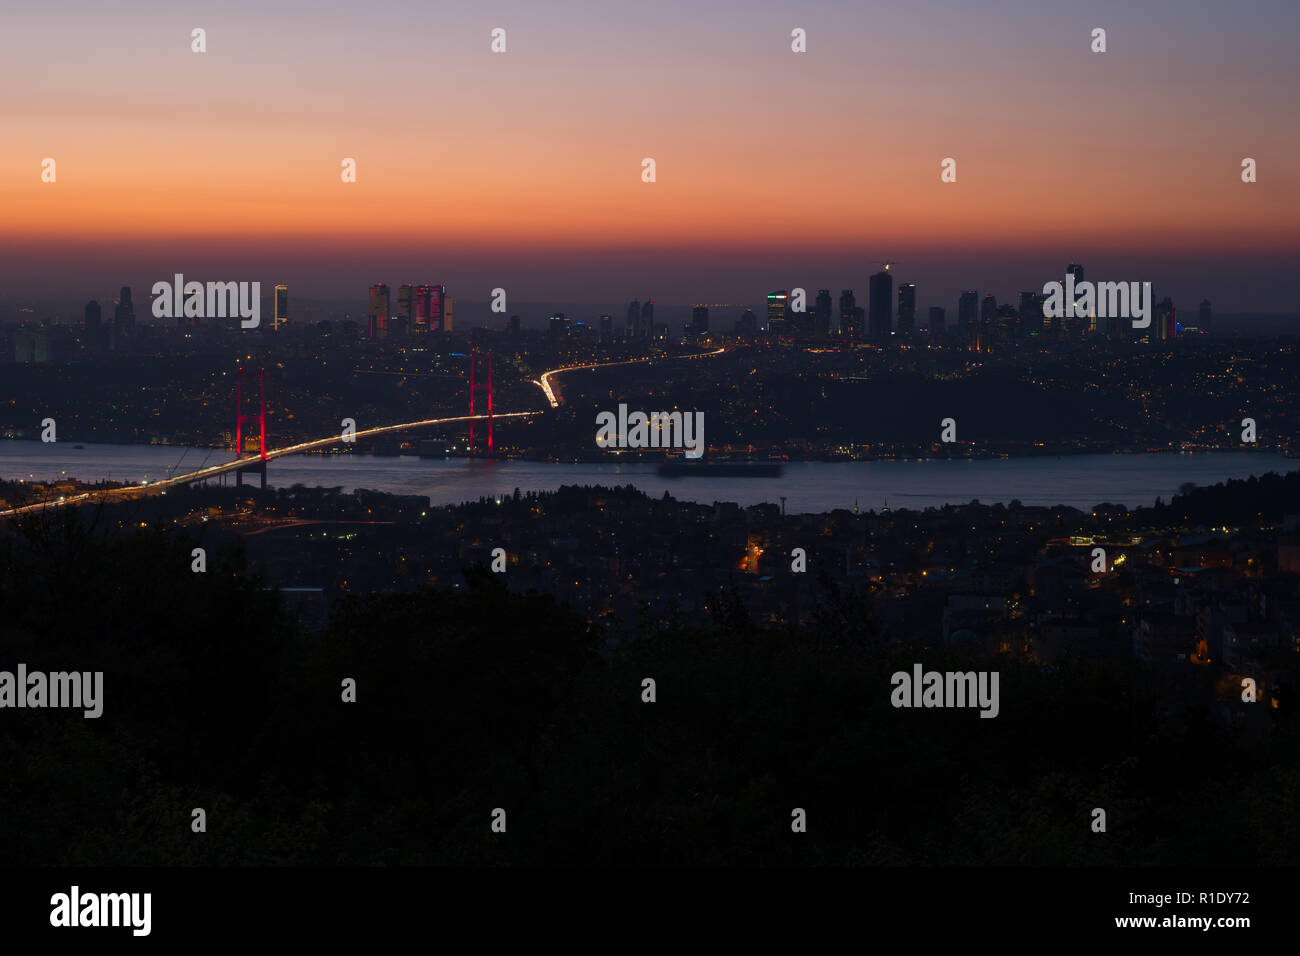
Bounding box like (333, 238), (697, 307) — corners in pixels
(1198, 299), (1212, 334)
(766, 291), (788, 334)
(549, 312), (568, 337)
(443, 295), (453, 332)
(641, 300), (654, 338)
(274, 284), (289, 330)
(83, 300), (101, 334)
(737, 308), (758, 335)
(1017, 291), (1037, 332)
(428, 284), (445, 332)
(897, 283), (916, 339)
(868, 269), (892, 343)
(396, 284), (413, 336)
(851, 306), (865, 339)
(928, 306), (945, 344)
(114, 287), (135, 331)
(838, 290), (856, 338)
(814, 289), (832, 338)
(980, 293), (997, 327)
(958, 291), (979, 347)
(1155, 298), (1175, 342)
(627, 299), (641, 338)
(994, 304), (1018, 349)
(1065, 263), (1085, 334)
(510, 314), (521, 336)
(367, 283), (391, 339)
(600, 314), (613, 341)
(691, 306), (709, 337)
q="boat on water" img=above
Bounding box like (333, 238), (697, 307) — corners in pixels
(657, 459), (783, 478)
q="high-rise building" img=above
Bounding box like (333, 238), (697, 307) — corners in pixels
(549, 312), (569, 337)
(1198, 299), (1212, 334)
(690, 306), (709, 337)
(368, 283), (391, 339)
(397, 284), (413, 335)
(641, 300), (655, 338)
(814, 289), (832, 338)
(838, 290), (857, 338)
(114, 287), (135, 331)
(737, 308), (758, 335)
(994, 304), (1018, 350)
(868, 269), (892, 343)
(443, 294), (453, 332)
(428, 284), (445, 332)
(766, 291), (788, 335)
(1065, 263), (1085, 334)
(509, 314), (521, 336)
(897, 283), (916, 340)
(599, 314), (613, 341)
(958, 291), (979, 348)
(627, 299), (641, 338)
(928, 306), (945, 344)
(1155, 298), (1175, 342)
(274, 285), (289, 330)
(83, 300), (101, 334)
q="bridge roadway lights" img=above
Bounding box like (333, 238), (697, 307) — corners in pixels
(235, 458), (267, 491)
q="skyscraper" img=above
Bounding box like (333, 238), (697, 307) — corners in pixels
(549, 312), (569, 337)
(838, 290), (857, 338)
(428, 284), (445, 333)
(868, 269), (892, 343)
(1155, 298), (1175, 342)
(1198, 299), (1212, 334)
(442, 294), (453, 332)
(897, 283), (916, 340)
(274, 285), (289, 330)
(928, 306), (945, 344)
(641, 300), (654, 338)
(737, 308), (758, 335)
(1066, 263), (1085, 334)
(958, 291), (979, 350)
(368, 283), (390, 339)
(83, 300), (101, 334)
(114, 287), (135, 332)
(600, 314), (613, 341)
(396, 284), (413, 336)
(627, 299), (641, 338)
(814, 289), (832, 338)
(690, 306), (709, 337)
(766, 291), (788, 334)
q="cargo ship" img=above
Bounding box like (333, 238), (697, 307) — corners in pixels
(657, 459), (783, 478)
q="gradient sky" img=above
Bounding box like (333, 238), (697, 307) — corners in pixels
(2, 0), (1298, 311)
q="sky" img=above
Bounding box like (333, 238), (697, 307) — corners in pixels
(1, 0), (1298, 312)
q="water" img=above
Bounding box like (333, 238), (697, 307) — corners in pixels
(2, 440), (1293, 513)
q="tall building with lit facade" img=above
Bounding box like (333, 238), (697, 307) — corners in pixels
(690, 306), (709, 337)
(396, 284), (413, 336)
(1155, 297), (1175, 342)
(368, 283), (390, 339)
(766, 290), (788, 335)
(868, 269), (892, 343)
(897, 282), (916, 339)
(838, 290), (857, 338)
(274, 285), (289, 330)
(600, 314), (613, 341)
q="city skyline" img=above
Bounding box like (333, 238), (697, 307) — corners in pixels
(1, 0), (1298, 308)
